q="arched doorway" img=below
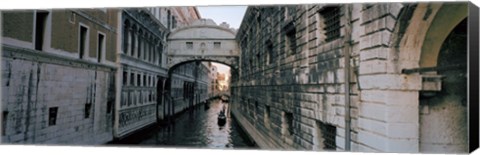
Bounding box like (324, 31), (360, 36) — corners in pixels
(419, 18), (468, 153)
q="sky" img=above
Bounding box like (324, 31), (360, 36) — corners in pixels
(197, 6), (248, 29)
(197, 6), (246, 76)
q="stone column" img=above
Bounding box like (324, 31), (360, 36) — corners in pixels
(356, 3), (421, 152)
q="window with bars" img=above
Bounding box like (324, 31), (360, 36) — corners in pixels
(320, 6), (341, 42)
(186, 42), (193, 49)
(319, 122), (337, 150)
(48, 107), (58, 126)
(214, 42), (221, 49)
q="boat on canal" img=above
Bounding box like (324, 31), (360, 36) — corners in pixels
(217, 106), (227, 126)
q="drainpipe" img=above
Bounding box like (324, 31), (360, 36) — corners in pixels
(343, 4), (353, 151)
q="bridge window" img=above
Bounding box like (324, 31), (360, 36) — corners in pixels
(214, 42), (221, 49)
(186, 42), (193, 49)
(48, 107), (58, 126)
(320, 6), (341, 42)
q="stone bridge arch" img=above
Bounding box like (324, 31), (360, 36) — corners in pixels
(166, 19), (240, 71)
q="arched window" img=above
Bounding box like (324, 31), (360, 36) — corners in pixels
(130, 25), (137, 57)
(138, 29), (143, 59)
(122, 20), (130, 54)
(167, 10), (171, 29)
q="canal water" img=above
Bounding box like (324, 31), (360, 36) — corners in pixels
(113, 99), (257, 149)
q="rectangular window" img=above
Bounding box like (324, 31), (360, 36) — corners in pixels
(79, 25), (88, 59)
(214, 42), (221, 49)
(284, 112), (294, 135)
(266, 42), (273, 64)
(143, 74), (147, 87)
(107, 101), (113, 114)
(84, 103), (92, 118)
(148, 76), (151, 87)
(186, 42), (193, 49)
(35, 11), (49, 51)
(97, 33), (105, 62)
(123, 71), (128, 85)
(2, 111), (8, 136)
(286, 28), (296, 55)
(319, 122), (337, 150)
(320, 6), (341, 42)
(130, 73), (135, 86)
(48, 107), (58, 126)
(137, 74), (141, 87)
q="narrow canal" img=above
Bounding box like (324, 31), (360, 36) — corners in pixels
(111, 99), (257, 149)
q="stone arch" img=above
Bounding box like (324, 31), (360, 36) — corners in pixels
(166, 18), (240, 72)
(397, 3), (468, 70)
(395, 3), (468, 153)
(168, 58), (236, 76)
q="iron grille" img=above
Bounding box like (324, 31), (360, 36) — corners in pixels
(320, 6), (341, 42)
(320, 122), (337, 150)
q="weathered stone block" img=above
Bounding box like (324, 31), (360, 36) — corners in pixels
(358, 74), (422, 90)
(357, 129), (388, 151)
(386, 138), (418, 152)
(359, 30), (392, 50)
(364, 16), (397, 35)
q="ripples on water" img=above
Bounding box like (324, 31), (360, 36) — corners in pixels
(135, 100), (255, 149)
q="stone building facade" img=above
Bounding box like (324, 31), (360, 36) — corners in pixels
(1, 6), (212, 144)
(231, 2), (469, 153)
(115, 7), (210, 138)
(1, 9), (118, 144)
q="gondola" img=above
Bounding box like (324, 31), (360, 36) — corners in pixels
(217, 110), (227, 126)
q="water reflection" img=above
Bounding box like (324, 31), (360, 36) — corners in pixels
(133, 99), (255, 149)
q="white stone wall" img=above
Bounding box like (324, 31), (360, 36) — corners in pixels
(231, 3), (468, 153)
(1, 47), (114, 144)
